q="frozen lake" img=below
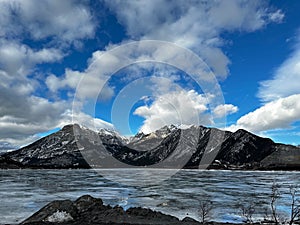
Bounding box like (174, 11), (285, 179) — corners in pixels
(1, 169), (300, 224)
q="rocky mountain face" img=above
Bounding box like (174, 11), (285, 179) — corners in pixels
(0, 125), (91, 169)
(0, 124), (299, 170)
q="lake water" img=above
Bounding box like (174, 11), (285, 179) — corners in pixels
(1, 169), (300, 224)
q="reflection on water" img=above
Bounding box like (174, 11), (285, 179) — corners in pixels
(0, 169), (300, 224)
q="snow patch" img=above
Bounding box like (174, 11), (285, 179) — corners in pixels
(45, 210), (73, 223)
(62, 141), (69, 145)
(178, 124), (196, 130)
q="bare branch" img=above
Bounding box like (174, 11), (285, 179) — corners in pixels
(289, 185), (300, 225)
(239, 203), (255, 224)
(271, 181), (280, 225)
(199, 200), (213, 224)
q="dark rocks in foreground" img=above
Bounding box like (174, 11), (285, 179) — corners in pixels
(18, 195), (300, 225)
(21, 195), (202, 225)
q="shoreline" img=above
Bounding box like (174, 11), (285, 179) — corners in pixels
(2, 167), (300, 172)
(19, 195), (251, 225)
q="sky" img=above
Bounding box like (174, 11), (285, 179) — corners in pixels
(1, 0), (300, 151)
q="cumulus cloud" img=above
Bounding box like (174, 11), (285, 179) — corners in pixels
(0, 60), (114, 147)
(0, 40), (63, 77)
(0, 0), (106, 148)
(0, 86), (114, 147)
(213, 104), (238, 118)
(0, 42), (65, 148)
(46, 52), (116, 100)
(46, 40), (216, 101)
(105, 0), (284, 78)
(0, 40), (68, 148)
(46, 69), (82, 93)
(0, 0), (95, 45)
(228, 94), (300, 133)
(0, 83), (67, 136)
(134, 90), (213, 133)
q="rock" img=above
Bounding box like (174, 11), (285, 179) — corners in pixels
(74, 195), (105, 213)
(126, 207), (179, 222)
(21, 200), (78, 224)
(0, 155), (24, 169)
(181, 216), (200, 223)
(21, 195), (202, 225)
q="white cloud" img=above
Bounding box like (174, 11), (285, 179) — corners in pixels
(268, 9), (285, 23)
(46, 40), (213, 100)
(149, 74), (181, 94)
(0, 0), (95, 149)
(134, 89), (213, 133)
(213, 104), (238, 118)
(0, 0), (95, 45)
(105, 0), (284, 78)
(0, 88), (67, 138)
(228, 94), (300, 133)
(61, 110), (115, 132)
(0, 41), (63, 77)
(231, 31), (300, 136)
(0, 86), (114, 147)
(46, 69), (82, 93)
(258, 41), (300, 102)
(0, 43), (112, 148)
(46, 51), (115, 100)
(0, 39), (69, 148)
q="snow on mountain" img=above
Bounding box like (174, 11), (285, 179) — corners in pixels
(0, 123), (300, 170)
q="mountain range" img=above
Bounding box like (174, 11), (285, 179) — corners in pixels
(0, 124), (300, 170)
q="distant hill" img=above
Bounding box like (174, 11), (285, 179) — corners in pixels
(1, 124), (300, 170)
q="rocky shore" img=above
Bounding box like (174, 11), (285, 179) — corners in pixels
(20, 195), (239, 225)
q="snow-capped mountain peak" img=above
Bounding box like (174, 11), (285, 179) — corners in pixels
(98, 128), (129, 144)
(1, 123), (300, 170)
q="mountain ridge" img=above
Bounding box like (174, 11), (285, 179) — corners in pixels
(1, 124), (300, 170)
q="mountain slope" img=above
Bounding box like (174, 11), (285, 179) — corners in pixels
(0, 124), (90, 168)
(213, 129), (276, 167)
(260, 143), (300, 170)
(0, 124), (299, 170)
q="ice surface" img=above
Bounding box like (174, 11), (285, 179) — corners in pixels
(0, 169), (299, 224)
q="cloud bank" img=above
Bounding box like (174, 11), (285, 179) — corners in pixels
(105, 0), (283, 78)
(229, 94), (300, 133)
(0, 0), (99, 147)
(0, 0), (285, 148)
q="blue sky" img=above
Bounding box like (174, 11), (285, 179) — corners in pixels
(1, 0), (300, 150)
